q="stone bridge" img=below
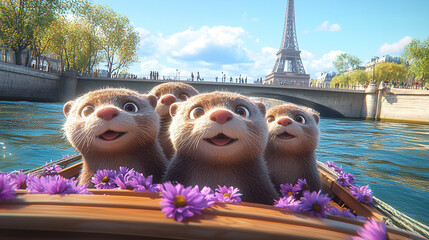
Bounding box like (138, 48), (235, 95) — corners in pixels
(73, 77), (367, 118)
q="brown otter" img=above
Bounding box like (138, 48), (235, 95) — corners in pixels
(264, 104), (321, 192)
(163, 92), (279, 205)
(149, 82), (199, 160)
(63, 88), (167, 185)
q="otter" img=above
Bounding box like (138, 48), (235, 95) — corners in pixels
(63, 88), (167, 185)
(264, 104), (321, 192)
(163, 92), (279, 205)
(149, 82), (199, 160)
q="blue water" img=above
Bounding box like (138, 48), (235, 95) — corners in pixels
(0, 100), (428, 225)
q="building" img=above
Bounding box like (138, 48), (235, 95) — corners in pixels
(316, 72), (336, 88)
(365, 55), (407, 71)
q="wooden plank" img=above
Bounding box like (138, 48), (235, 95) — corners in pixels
(58, 161), (82, 179)
(0, 193), (421, 240)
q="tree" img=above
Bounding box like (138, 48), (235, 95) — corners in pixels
(84, 5), (139, 77)
(0, 0), (71, 65)
(403, 38), (429, 87)
(349, 70), (370, 87)
(333, 53), (361, 74)
(373, 62), (407, 85)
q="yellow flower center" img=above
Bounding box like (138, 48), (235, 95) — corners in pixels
(174, 195), (187, 208)
(223, 193), (231, 198)
(303, 184), (310, 191)
(101, 176), (109, 183)
(312, 204), (322, 213)
(287, 191), (294, 197)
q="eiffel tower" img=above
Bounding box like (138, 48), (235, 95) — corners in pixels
(265, 0), (310, 86)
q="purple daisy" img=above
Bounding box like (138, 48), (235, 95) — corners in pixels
(280, 183), (299, 198)
(300, 190), (331, 218)
(91, 169), (118, 189)
(325, 161), (344, 174)
(65, 178), (90, 194)
(8, 171), (28, 189)
(350, 185), (373, 204)
(337, 172), (356, 187)
(44, 160), (63, 175)
(40, 175), (70, 195)
(351, 219), (388, 240)
(129, 173), (159, 193)
(214, 185), (242, 204)
(200, 186), (216, 207)
(114, 167), (137, 190)
(326, 206), (367, 221)
(26, 175), (45, 193)
(295, 179), (311, 193)
(0, 173), (16, 202)
(160, 182), (207, 222)
(274, 196), (301, 212)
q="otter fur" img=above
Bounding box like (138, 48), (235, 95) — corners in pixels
(163, 92), (279, 205)
(264, 104), (321, 192)
(149, 82), (199, 159)
(63, 88), (167, 185)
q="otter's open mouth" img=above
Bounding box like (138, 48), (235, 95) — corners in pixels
(204, 133), (237, 146)
(277, 132), (295, 140)
(98, 130), (126, 141)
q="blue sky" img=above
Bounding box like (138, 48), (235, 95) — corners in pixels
(94, 0), (429, 80)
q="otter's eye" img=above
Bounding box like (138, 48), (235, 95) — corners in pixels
(235, 106), (250, 118)
(189, 107), (205, 119)
(267, 116), (275, 123)
(124, 102), (138, 112)
(81, 105), (94, 117)
(178, 93), (189, 101)
(295, 115), (306, 124)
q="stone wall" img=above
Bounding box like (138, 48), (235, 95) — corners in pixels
(0, 62), (60, 101)
(379, 88), (429, 124)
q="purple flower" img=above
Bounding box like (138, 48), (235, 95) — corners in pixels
(114, 167), (136, 190)
(62, 154), (70, 159)
(274, 196), (301, 212)
(200, 186), (216, 207)
(129, 174), (159, 193)
(0, 173), (16, 202)
(295, 179), (311, 193)
(350, 185), (373, 204)
(325, 161), (343, 174)
(91, 169), (118, 189)
(44, 160), (62, 175)
(280, 183), (299, 197)
(214, 185), (242, 204)
(27, 175), (89, 195)
(160, 182), (207, 222)
(300, 190), (331, 218)
(326, 206), (367, 221)
(8, 171), (28, 189)
(351, 219), (387, 240)
(337, 172), (356, 187)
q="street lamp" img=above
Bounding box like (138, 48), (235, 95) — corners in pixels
(176, 69), (178, 80)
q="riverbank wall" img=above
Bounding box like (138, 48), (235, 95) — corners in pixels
(1, 64), (428, 124)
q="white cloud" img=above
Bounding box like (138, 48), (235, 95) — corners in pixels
(301, 50), (345, 77)
(314, 21), (341, 32)
(377, 36), (412, 55)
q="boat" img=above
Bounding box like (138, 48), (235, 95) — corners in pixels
(0, 154), (427, 239)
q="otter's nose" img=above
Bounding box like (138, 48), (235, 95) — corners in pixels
(160, 95), (176, 106)
(97, 107), (119, 121)
(210, 110), (233, 124)
(277, 117), (292, 126)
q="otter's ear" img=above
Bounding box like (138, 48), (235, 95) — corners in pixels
(146, 94), (157, 109)
(255, 102), (266, 115)
(63, 101), (74, 117)
(169, 102), (180, 117)
(313, 114), (320, 125)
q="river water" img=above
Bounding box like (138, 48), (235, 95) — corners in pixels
(0, 100), (428, 225)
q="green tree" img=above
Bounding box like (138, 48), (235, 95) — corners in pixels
(403, 38), (429, 87)
(333, 53), (361, 73)
(373, 62), (407, 85)
(349, 70), (370, 87)
(0, 0), (71, 65)
(330, 74), (349, 88)
(84, 5), (139, 77)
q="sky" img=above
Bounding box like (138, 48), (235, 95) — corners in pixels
(93, 0), (429, 81)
